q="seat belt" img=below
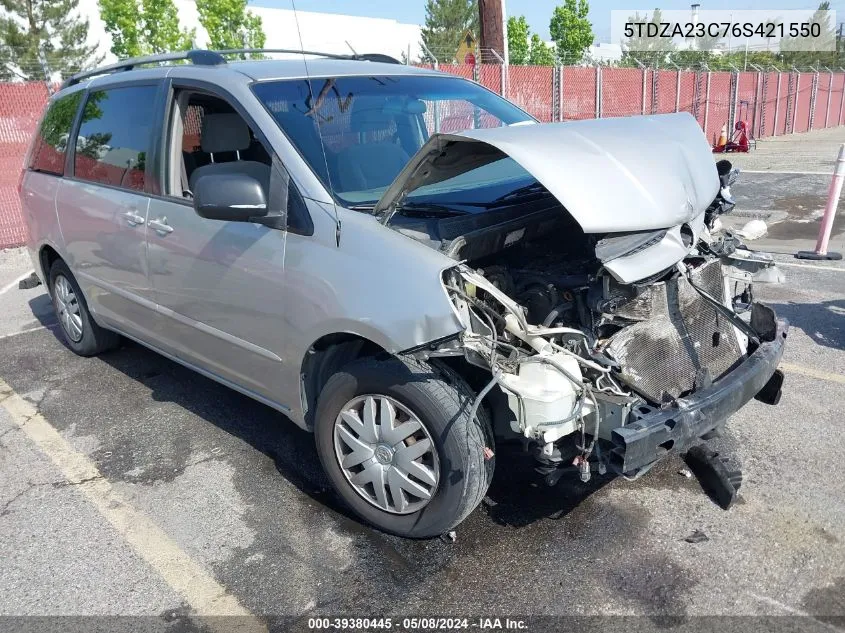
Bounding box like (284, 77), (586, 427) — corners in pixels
(180, 156), (192, 199)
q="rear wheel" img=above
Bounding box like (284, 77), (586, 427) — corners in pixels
(314, 356), (494, 538)
(49, 260), (120, 356)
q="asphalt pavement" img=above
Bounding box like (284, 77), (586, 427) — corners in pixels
(1, 136), (844, 632)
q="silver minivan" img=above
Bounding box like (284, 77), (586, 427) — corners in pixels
(21, 50), (787, 537)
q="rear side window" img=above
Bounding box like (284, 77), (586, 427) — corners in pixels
(29, 91), (82, 176)
(73, 85), (158, 192)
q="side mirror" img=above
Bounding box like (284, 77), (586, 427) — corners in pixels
(193, 173), (268, 222)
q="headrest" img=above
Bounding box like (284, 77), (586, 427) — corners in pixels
(201, 113), (250, 154)
(350, 106), (395, 133)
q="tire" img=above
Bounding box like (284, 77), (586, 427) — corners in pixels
(48, 259), (121, 356)
(314, 356), (494, 538)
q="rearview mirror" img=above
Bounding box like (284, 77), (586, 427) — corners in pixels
(193, 173), (268, 222)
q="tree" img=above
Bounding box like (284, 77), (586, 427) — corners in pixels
(620, 10), (672, 68)
(507, 15), (529, 64)
(528, 34), (556, 65)
(196, 0), (265, 58)
(99, 0), (194, 58)
(549, 0), (594, 64)
(781, 2), (837, 68)
(420, 0), (478, 63)
(0, 0), (101, 80)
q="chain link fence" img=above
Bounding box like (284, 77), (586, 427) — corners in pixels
(2, 61), (845, 249)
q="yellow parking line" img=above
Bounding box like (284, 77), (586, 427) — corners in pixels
(780, 362), (845, 385)
(0, 378), (266, 632)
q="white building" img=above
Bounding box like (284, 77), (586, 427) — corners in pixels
(75, 0), (423, 64)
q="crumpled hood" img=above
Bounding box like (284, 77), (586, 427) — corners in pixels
(376, 112), (719, 233)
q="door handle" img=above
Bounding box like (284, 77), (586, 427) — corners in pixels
(123, 210), (145, 227)
(148, 217), (174, 235)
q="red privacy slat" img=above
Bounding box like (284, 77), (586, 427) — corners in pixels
(3, 68), (845, 250)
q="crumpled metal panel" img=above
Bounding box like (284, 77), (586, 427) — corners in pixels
(607, 260), (743, 402)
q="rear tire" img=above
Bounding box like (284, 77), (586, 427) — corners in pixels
(314, 356), (494, 538)
(48, 259), (121, 356)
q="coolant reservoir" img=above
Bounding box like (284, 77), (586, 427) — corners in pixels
(499, 353), (582, 442)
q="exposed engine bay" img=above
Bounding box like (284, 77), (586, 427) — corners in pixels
(405, 160), (785, 485)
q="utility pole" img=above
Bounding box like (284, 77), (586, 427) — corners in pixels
(479, 0), (505, 64)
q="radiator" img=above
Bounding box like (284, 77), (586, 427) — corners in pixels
(606, 259), (744, 402)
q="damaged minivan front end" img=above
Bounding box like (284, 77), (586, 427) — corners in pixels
(380, 113), (788, 491)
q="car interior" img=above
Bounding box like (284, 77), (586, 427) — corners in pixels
(168, 91), (272, 200)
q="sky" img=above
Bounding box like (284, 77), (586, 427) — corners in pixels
(255, 0), (844, 44)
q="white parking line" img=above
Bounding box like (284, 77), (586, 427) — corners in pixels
(0, 378), (266, 632)
(0, 271), (34, 296)
(780, 362), (845, 385)
(742, 169), (832, 175)
(776, 261), (845, 272)
(0, 325), (54, 341)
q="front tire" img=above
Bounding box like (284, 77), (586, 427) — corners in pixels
(314, 356), (494, 538)
(48, 260), (120, 356)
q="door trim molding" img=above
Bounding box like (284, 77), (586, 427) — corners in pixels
(75, 271), (282, 363)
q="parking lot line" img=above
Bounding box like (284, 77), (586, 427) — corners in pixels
(777, 261), (845, 272)
(780, 362), (845, 385)
(0, 325), (54, 341)
(0, 271), (33, 296)
(0, 377), (266, 632)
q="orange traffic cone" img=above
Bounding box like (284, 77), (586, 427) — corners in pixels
(715, 124), (727, 149)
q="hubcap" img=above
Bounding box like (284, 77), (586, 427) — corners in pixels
(53, 275), (83, 342)
(333, 394), (439, 515)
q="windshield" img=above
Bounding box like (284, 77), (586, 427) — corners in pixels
(252, 74), (534, 207)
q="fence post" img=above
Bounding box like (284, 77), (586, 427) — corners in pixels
(558, 66), (565, 122)
(37, 48), (55, 96)
(675, 69), (681, 112)
(703, 70), (711, 138)
(773, 72), (781, 136)
(792, 72), (800, 134)
(641, 67), (647, 115)
(825, 70), (833, 128)
(839, 70), (845, 126)
(752, 68), (762, 137)
(808, 70), (819, 129)
(595, 66), (602, 118)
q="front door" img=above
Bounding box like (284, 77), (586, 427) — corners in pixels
(145, 86), (290, 404)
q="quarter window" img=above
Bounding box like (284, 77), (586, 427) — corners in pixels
(29, 91), (82, 176)
(73, 85), (157, 192)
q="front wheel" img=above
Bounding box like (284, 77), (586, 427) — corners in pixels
(314, 356), (494, 538)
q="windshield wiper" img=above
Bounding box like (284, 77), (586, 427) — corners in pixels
(349, 204), (376, 211)
(488, 181), (550, 206)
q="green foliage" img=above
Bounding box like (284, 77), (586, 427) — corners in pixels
(528, 33), (556, 66)
(196, 0), (266, 58)
(620, 10), (672, 68)
(420, 0), (478, 63)
(508, 15), (557, 66)
(549, 0), (594, 64)
(780, 2), (837, 68)
(507, 15), (529, 64)
(0, 0), (102, 80)
(99, 0), (194, 58)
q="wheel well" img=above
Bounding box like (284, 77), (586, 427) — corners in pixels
(300, 333), (388, 429)
(39, 245), (61, 284)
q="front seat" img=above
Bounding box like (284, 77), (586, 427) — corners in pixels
(188, 113), (271, 196)
(336, 107), (410, 192)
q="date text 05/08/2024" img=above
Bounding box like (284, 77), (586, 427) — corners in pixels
(307, 617), (529, 630)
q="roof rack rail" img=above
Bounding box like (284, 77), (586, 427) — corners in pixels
(62, 49), (225, 88)
(61, 48), (402, 89)
(214, 48), (402, 64)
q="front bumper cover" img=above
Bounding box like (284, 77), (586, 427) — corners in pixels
(609, 316), (788, 474)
